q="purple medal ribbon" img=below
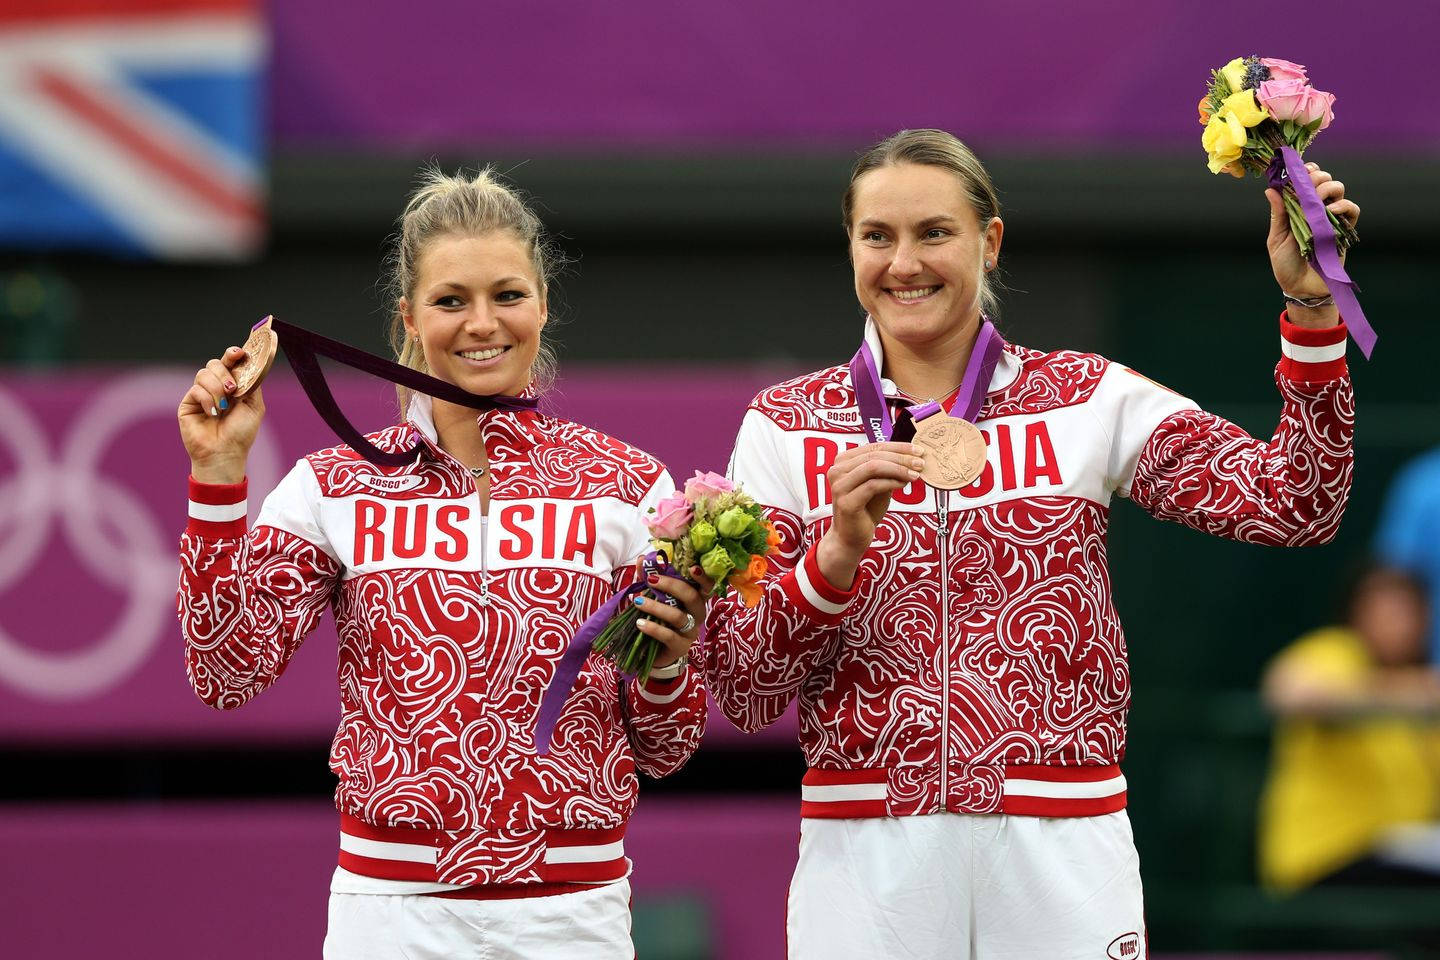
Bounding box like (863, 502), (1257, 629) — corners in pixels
(265, 317), (540, 467)
(532, 550), (682, 755)
(1266, 146), (1376, 358)
(262, 318), (622, 756)
(848, 318), (1005, 443)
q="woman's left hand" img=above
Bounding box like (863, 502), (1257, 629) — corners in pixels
(1266, 161), (1360, 303)
(634, 567), (715, 669)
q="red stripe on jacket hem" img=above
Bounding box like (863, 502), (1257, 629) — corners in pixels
(1005, 763), (1120, 782)
(338, 816), (627, 885)
(1001, 792), (1128, 818)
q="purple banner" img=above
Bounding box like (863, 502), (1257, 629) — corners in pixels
(0, 364), (800, 744)
(269, 1), (1437, 146)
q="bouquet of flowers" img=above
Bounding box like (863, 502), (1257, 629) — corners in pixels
(591, 471), (780, 681)
(1199, 56), (1357, 259)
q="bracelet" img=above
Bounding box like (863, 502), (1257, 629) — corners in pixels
(648, 655), (689, 681)
(1282, 291), (1335, 309)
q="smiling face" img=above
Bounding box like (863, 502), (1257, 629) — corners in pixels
(848, 162), (1002, 353)
(400, 231), (547, 397)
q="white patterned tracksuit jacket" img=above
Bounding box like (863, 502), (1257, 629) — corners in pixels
(178, 394), (706, 889)
(704, 315), (1353, 821)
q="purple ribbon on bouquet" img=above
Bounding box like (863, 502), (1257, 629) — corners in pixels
(848, 318), (1005, 444)
(264, 317), (539, 467)
(1266, 146), (1376, 358)
(532, 550), (683, 755)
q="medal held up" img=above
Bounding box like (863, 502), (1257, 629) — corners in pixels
(850, 317), (1005, 490)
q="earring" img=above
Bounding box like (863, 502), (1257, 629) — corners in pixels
(984, 260), (994, 270)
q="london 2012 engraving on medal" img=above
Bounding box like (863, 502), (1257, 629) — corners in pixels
(232, 316), (278, 399)
(913, 414), (987, 489)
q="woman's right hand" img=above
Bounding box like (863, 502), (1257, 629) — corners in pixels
(178, 345), (265, 484)
(816, 441), (924, 590)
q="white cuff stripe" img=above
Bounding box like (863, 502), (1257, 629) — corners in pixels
(637, 673), (688, 705)
(339, 833), (438, 864)
(189, 499), (247, 522)
(795, 561), (847, 616)
(1003, 775), (1127, 800)
(1281, 338), (1346, 363)
(544, 839), (625, 865)
(800, 782), (887, 803)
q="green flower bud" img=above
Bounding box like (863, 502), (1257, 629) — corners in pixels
(699, 544), (735, 581)
(689, 521), (718, 553)
(716, 506), (751, 539)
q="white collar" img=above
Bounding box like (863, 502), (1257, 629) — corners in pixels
(860, 316), (1019, 401)
(405, 391), (440, 443)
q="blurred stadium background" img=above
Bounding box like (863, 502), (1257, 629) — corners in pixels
(2, 0), (1438, 957)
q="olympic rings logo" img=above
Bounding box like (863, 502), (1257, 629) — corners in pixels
(0, 372), (282, 701)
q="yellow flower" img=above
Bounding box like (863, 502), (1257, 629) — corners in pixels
(1202, 116), (1244, 173)
(1201, 90), (1269, 175)
(1219, 57), (1247, 94)
(1219, 89), (1269, 128)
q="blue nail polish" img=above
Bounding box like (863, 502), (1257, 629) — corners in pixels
(632, 596), (645, 607)
(218, 397), (229, 411)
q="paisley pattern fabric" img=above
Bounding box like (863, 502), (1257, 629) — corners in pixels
(179, 403), (705, 885)
(704, 318), (1354, 818)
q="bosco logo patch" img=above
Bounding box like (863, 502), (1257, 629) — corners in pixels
(1107, 932), (1141, 959)
(356, 474), (423, 493)
(815, 408), (862, 429)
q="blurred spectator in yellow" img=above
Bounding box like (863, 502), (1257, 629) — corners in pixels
(1258, 563), (1440, 891)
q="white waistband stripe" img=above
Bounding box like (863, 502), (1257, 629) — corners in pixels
(189, 499), (247, 522)
(1003, 775), (1127, 800)
(544, 840), (625, 865)
(1281, 339), (1346, 363)
(801, 782), (887, 803)
(795, 563), (847, 616)
(339, 833), (438, 864)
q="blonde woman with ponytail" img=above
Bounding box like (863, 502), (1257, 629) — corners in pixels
(177, 168), (708, 958)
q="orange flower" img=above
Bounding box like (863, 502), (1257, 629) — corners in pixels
(764, 521), (782, 551)
(1198, 94), (1213, 126)
(744, 553), (768, 581)
(734, 576), (763, 607)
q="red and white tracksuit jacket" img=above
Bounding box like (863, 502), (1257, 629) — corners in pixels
(704, 315), (1353, 820)
(178, 394), (706, 889)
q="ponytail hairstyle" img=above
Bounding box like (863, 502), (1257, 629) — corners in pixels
(842, 129), (1004, 318)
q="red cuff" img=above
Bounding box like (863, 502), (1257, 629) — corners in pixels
(187, 475), (249, 538)
(635, 668), (691, 707)
(779, 542), (862, 626)
(1279, 311), (1348, 382)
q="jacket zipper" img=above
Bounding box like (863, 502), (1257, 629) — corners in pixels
(936, 488), (950, 809)
(474, 473), (490, 603)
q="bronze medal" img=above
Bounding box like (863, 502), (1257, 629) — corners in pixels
(913, 413), (987, 489)
(232, 316), (279, 398)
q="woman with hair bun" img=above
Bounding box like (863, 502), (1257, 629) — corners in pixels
(177, 167), (707, 958)
(704, 129), (1359, 957)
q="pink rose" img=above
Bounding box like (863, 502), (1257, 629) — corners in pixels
(645, 493), (693, 540)
(1260, 57), (1308, 84)
(684, 470), (734, 501)
(1299, 86), (1336, 130)
(1258, 78), (1335, 130)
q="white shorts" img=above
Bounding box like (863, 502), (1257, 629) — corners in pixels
(322, 878), (633, 960)
(787, 812), (1145, 960)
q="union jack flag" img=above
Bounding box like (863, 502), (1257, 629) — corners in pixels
(0, 0), (265, 259)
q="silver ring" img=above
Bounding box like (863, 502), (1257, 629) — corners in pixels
(679, 612), (697, 635)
